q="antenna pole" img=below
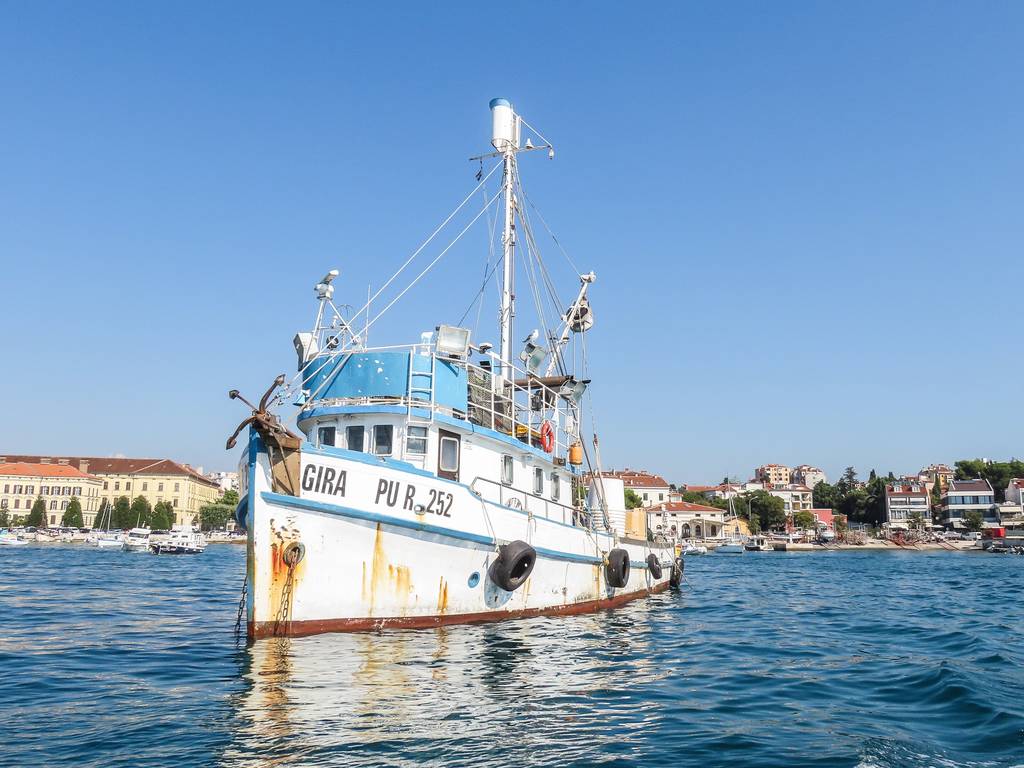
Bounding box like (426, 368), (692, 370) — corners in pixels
(499, 146), (516, 378)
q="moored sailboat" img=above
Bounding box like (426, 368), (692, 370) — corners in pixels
(229, 99), (683, 638)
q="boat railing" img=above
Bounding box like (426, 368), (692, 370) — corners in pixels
(470, 476), (590, 529)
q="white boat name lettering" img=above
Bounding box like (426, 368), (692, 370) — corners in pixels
(302, 463), (348, 496)
(375, 479), (452, 517)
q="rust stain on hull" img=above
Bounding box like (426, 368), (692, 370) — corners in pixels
(251, 580), (672, 638)
(437, 577), (449, 613)
(365, 523), (414, 614)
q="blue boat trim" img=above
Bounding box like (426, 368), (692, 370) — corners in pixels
(259, 491), (606, 566)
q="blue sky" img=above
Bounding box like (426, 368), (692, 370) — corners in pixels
(2, 2), (1022, 483)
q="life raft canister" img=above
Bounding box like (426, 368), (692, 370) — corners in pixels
(540, 420), (554, 453)
(646, 553), (663, 579)
(488, 540), (537, 592)
(605, 548), (630, 588)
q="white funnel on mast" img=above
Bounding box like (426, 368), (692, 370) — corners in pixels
(490, 98), (518, 152)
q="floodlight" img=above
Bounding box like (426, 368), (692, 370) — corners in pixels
(293, 332), (319, 369)
(435, 325), (472, 358)
(559, 377), (589, 403)
(519, 341), (546, 374)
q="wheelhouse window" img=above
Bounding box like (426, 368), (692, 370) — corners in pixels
(501, 455), (514, 485)
(407, 426), (428, 455)
(551, 473), (560, 501)
(373, 425), (393, 456)
(533, 467), (544, 495)
(439, 437), (460, 473)
(346, 425), (365, 452)
(318, 426), (336, 447)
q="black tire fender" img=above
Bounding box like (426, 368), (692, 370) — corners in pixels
(488, 540), (536, 592)
(646, 553), (663, 579)
(605, 548), (630, 588)
(669, 558), (684, 589)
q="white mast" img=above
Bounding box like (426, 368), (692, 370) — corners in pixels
(490, 98), (519, 378)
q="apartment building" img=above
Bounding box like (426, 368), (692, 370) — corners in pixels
(940, 478), (997, 528)
(754, 464), (791, 488)
(884, 481), (930, 529)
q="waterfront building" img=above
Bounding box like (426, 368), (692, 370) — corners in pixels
(599, 469), (671, 505)
(811, 508), (835, 531)
(767, 484), (813, 515)
(1004, 478), (1024, 506)
(701, 482), (746, 501)
(645, 501), (726, 540)
(884, 481), (930, 529)
(792, 465), (827, 489)
(939, 478), (997, 528)
(754, 464), (791, 487)
(0, 462), (104, 526)
(0, 455), (221, 526)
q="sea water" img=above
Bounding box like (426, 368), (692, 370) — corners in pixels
(1, 545), (1022, 767)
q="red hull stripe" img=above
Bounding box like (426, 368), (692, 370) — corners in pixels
(251, 580), (671, 639)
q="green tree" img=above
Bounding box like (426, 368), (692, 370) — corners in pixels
(199, 503), (234, 531)
(218, 489), (239, 507)
(624, 489), (644, 510)
(839, 488), (870, 524)
(930, 481), (942, 512)
(729, 494), (751, 520)
(953, 458), (1024, 502)
(908, 509), (925, 530)
(813, 481), (836, 510)
(0, 509), (9, 527)
(964, 509), (984, 532)
(151, 501), (176, 531)
(26, 496), (47, 527)
(747, 511), (762, 534)
(129, 495), (152, 527)
(61, 497), (84, 527)
(793, 509), (815, 530)
(748, 491), (786, 530)
(864, 474), (888, 527)
(834, 514), (848, 534)
(112, 496), (132, 529)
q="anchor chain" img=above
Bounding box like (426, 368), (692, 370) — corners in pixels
(234, 572), (248, 639)
(274, 562), (297, 636)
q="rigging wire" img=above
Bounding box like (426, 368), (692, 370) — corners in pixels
(346, 158), (503, 329)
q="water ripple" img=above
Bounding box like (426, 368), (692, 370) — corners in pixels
(2, 546), (1023, 767)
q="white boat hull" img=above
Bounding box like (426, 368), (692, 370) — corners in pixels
(245, 442), (678, 638)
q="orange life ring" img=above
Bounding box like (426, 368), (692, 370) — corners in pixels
(540, 420), (555, 453)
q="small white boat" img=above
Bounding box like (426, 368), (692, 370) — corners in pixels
(151, 525), (206, 555)
(95, 533), (124, 548)
(122, 527), (151, 552)
(681, 541), (708, 556)
(0, 531), (28, 547)
(744, 536), (773, 552)
(716, 538), (745, 554)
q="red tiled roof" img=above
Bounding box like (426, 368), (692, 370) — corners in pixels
(0, 455), (218, 487)
(0, 462), (98, 480)
(645, 501), (723, 514)
(599, 469), (670, 488)
(684, 485), (718, 493)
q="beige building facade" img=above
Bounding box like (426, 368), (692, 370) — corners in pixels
(0, 455), (222, 526)
(0, 462), (104, 526)
(755, 464), (792, 488)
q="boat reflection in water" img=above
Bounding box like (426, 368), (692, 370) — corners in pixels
(223, 595), (676, 766)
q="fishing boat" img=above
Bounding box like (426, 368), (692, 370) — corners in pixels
(744, 535), (773, 552)
(228, 99), (682, 639)
(122, 527), (151, 552)
(150, 525), (206, 555)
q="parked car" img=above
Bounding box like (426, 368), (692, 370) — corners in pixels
(960, 531), (981, 541)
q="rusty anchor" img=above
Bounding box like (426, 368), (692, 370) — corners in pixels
(226, 374), (303, 496)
